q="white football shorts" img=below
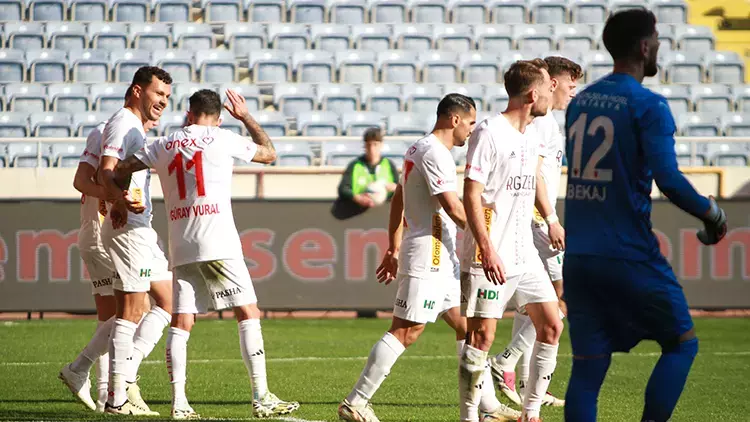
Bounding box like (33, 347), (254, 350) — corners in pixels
(174, 258), (258, 314)
(392, 273), (460, 324)
(532, 220), (564, 282)
(102, 225), (172, 293)
(460, 269), (557, 319)
(80, 248), (116, 296)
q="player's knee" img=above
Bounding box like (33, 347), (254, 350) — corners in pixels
(172, 313), (195, 331)
(388, 325), (424, 348)
(537, 318), (564, 344)
(470, 328), (494, 350)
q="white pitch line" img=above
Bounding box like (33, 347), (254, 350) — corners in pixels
(3, 351), (750, 367)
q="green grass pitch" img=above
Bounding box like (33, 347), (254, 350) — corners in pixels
(1, 318), (749, 421)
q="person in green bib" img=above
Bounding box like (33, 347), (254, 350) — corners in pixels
(337, 128), (399, 210)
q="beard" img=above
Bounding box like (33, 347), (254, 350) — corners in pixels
(645, 56), (658, 77)
(531, 103), (548, 118)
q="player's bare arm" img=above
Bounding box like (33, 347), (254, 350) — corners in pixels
(436, 191), (466, 230)
(98, 156), (145, 220)
(223, 89), (277, 164)
(534, 156), (565, 251)
(376, 184), (404, 285)
(113, 155), (149, 190)
(464, 179), (505, 285)
(73, 162), (108, 200)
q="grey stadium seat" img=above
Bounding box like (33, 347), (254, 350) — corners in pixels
(704, 140), (749, 166)
(608, 0), (647, 14)
(70, 0), (109, 21)
(6, 22), (46, 51)
(323, 140), (360, 166)
(155, 49), (195, 83)
(219, 83), (262, 111)
(352, 24), (392, 53)
(74, 111), (109, 136)
(675, 25), (715, 53)
(382, 140), (408, 168)
(486, 84), (509, 111)
(650, 85), (691, 115)
(292, 50), (335, 83)
(392, 24), (433, 51)
(361, 83), (402, 114)
(433, 25), (474, 53)
(450, 0), (488, 24)
(296, 111), (341, 136)
(254, 111), (288, 136)
(703, 51), (745, 84)
(111, 0), (151, 22)
(27, 49), (68, 82)
(690, 84), (733, 113)
(442, 83), (485, 111)
(316, 83), (359, 114)
(663, 51), (704, 84)
(677, 112), (721, 137)
(202, 0), (243, 23)
(88, 22), (129, 51)
(6, 82), (48, 112)
(311, 24), (351, 52)
(50, 142), (86, 167)
(195, 49), (237, 83)
(173, 23), (215, 51)
(249, 49), (292, 83)
(674, 141), (707, 166)
(0, 49), (27, 83)
(273, 83), (317, 116)
(224, 23), (268, 57)
(387, 112), (429, 136)
(378, 49), (419, 83)
(28, 0), (66, 21)
(8, 141), (50, 167)
(514, 24), (554, 53)
(490, 0), (528, 24)
(341, 111), (385, 136)
(569, 0), (607, 24)
(584, 51), (614, 83)
(172, 82), (205, 110)
(246, 0), (285, 23)
(554, 24), (596, 51)
(473, 24), (513, 52)
(460, 52), (500, 84)
(732, 84), (750, 111)
(651, 0), (687, 24)
(29, 111), (72, 137)
(656, 22), (675, 49)
(157, 111), (186, 135)
(69, 49), (110, 83)
(129, 23), (173, 52)
(327, 0), (367, 24)
(273, 141), (315, 166)
(403, 83), (442, 114)
(530, 0), (567, 24)
(268, 23), (311, 51)
(109, 49), (150, 83)
(154, 0), (191, 22)
(90, 83), (129, 112)
(420, 50), (460, 83)
(0, 112), (30, 137)
(410, 0), (448, 23)
(0, 0), (24, 21)
(499, 50), (533, 72)
(370, 0), (408, 23)
(46, 22), (88, 52)
(721, 114), (750, 137)
(336, 50), (377, 83)
(288, 0), (326, 23)
(48, 83), (90, 113)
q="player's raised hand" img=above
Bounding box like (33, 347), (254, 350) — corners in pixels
(482, 248), (506, 285)
(376, 249), (399, 285)
(122, 190), (146, 214)
(223, 89), (251, 121)
(697, 196), (727, 245)
(548, 221), (565, 251)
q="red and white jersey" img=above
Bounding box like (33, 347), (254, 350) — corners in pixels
(100, 108), (151, 228)
(531, 111), (564, 210)
(399, 134), (459, 279)
(135, 125), (258, 268)
(78, 120), (107, 252)
(460, 113), (544, 277)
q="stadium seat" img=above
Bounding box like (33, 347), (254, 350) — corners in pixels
(449, 0), (488, 24)
(246, 0), (285, 22)
(8, 141), (50, 167)
(195, 49), (237, 83)
(219, 83), (262, 111)
(0, 49), (26, 83)
(289, 0), (326, 23)
(392, 24), (432, 51)
(0, 112), (29, 137)
(322, 139), (361, 165)
(155, 49), (195, 83)
(311, 24), (351, 52)
(292, 50), (335, 83)
(703, 140), (749, 166)
(111, 0), (150, 22)
(499, 50), (532, 72)
(351, 24), (393, 53)
(732, 84), (750, 111)
(70, 0), (109, 21)
(656, 22), (675, 48)
(663, 51), (704, 84)
(249, 49), (292, 83)
(473, 24), (513, 51)
(272, 141), (315, 166)
(410, 0), (448, 23)
(486, 84), (509, 111)
(569, 0), (607, 24)
(341, 111), (385, 136)
(69, 49), (110, 83)
(255, 111), (288, 136)
(88, 22), (129, 51)
(420, 50), (460, 83)
(434, 25), (474, 52)
(370, 0), (408, 23)
(382, 140), (408, 168)
(674, 141), (707, 166)
(224, 23), (268, 58)
(335, 50), (377, 83)
(608, 0), (647, 14)
(48, 83), (89, 113)
(328, 0), (367, 24)
(489, 0), (527, 23)
(109, 49), (150, 83)
(514, 24), (554, 53)
(50, 141), (85, 167)
(719, 113), (750, 138)
(73, 111), (109, 136)
(378, 49), (419, 83)
(675, 25), (714, 53)
(90, 82), (129, 112)
(157, 111), (185, 135)
(172, 82), (204, 110)
(273, 83), (316, 116)
(0, 0), (24, 21)
(27, 49), (68, 82)
(29, 111), (72, 137)
(129, 23), (172, 52)
(704, 51), (745, 84)
(554, 24), (595, 51)
(46, 22), (88, 51)
(442, 83), (485, 110)
(6, 82), (48, 112)
(402, 83), (442, 114)
(387, 111), (428, 135)
(154, 0), (191, 22)
(173, 23), (215, 51)
(360, 83), (401, 114)
(6, 22), (46, 51)
(650, 84), (691, 115)
(584, 51), (614, 82)
(268, 23), (311, 51)
(678, 112), (721, 136)
(29, 0), (65, 21)
(460, 52), (500, 84)
(530, 0), (566, 24)
(296, 111), (341, 136)
(316, 83), (358, 114)
(651, 0), (687, 24)
(690, 84), (732, 113)
(203, 0), (243, 22)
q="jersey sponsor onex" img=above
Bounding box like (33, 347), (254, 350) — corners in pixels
(531, 111), (564, 210)
(136, 125), (258, 268)
(78, 121), (107, 252)
(399, 134), (460, 278)
(100, 108), (152, 228)
(461, 113), (542, 277)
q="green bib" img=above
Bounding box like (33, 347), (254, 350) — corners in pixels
(351, 159), (396, 196)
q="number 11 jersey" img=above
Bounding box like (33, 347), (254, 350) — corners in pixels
(136, 125), (258, 268)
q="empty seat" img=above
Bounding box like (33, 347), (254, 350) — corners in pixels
(195, 49), (237, 83)
(129, 23), (172, 51)
(246, 0), (285, 22)
(218, 84), (262, 111)
(6, 82), (48, 112)
(316, 83), (359, 113)
(554, 24), (595, 51)
(656, 22), (675, 48)
(704, 140), (749, 166)
(296, 111), (341, 136)
(73, 112), (109, 136)
(450, 0), (488, 24)
(442, 83), (485, 110)
(410, 0), (448, 23)
(328, 0), (367, 24)
(651, 0), (687, 24)
(88, 22), (129, 51)
(29, 0), (65, 21)
(289, 0), (326, 23)
(460, 52), (500, 84)
(584, 51), (614, 83)
(392, 24), (433, 51)
(514, 24), (554, 52)
(420, 50), (460, 83)
(704, 51), (745, 84)
(473, 25), (513, 51)
(323, 140), (360, 165)
(173, 23), (215, 51)
(608, 0), (647, 14)
(486, 84), (509, 111)
(387, 111), (428, 135)
(48, 83), (90, 113)
(110, 49), (151, 83)
(6, 22), (46, 51)
(157, 112), (185, 135)
(674, 141), (707, 166)
(29, 111), (72, 137)
(721, 114), (750, 137)
(490, 0), (527, 24)
(352, 24), (392, 53)
(272, 141), (314, 166)
(434, 25), (473, 52)
(46, 22), (88, 51)
(292, 50), (335, 83)
(268, 23), (311, 51)
(677, 112), (721, 136)
(362, 83), (403, 113)
(732, 84), (750, 111)
(569, 0), (607, 24)
(370, 0), (407, 23)
(382, 140), (408, 167)
(224, 23), (268, 57)
(50, 141), (86, 167)
(690, 84), (732, 113)
(70, 0), (109, 21)
(336, 50), (377, 83)
(111, 0), (150, 22)
(172, 82), (205, 110)
(0, 49), (26, 83)
(530, 0), (566, 23)
(650, 84), (690, 115)
(0, 0), (24, 21)
(311, 24), (351, 52)
(341, 111), (385, 136)
(69, 49), (110, 83)
(155, 49), (194, 83)
(27, 49), (68, 82)
(91, 83), (129, 111)
(662, 51), (703, 84)
(273, 83), (316, 116)
(675, 25), (714, 53)
(9, 141), (50, 167)
(249, 49), (292, 82)
(154, 0), (191, 22)
(0, 113), (29, 137)
(378, 49), (419, 83)
(255, 111), (288, 136)
(402, 83), (442, 114)
(203, 0), (243, 22)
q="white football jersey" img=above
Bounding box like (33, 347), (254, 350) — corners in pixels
(78, 121), (107, 252)
(135, 125), (258, 268)
(399, 134), (460, 279)
(100, 108), (152, 228)
(461, 113), (545, 277)
(531, 111), (564, 210)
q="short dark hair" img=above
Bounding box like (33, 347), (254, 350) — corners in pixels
(124, 85), (133, 100)
(504, 59), (548, 97)
(436, 93), (476, 118)
(188, 89), (222, 118)
(602, 9), (657, 61)
(544, 56), (584, 81)
(130, 66), (173, 89)
(363, 127), (383, 143)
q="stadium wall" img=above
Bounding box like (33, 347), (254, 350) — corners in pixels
(0, 200), (748, 312)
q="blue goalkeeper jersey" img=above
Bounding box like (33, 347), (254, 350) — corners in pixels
(563, 73), (710, 261)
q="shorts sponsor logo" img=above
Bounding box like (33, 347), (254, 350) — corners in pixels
(92, 277), (113, 288)
(430, 214), (442, 272)
(474, 208), (492, 264)
(477, 288), (499, 300)
(215, 287), (242, 300)
(395, 298), (407, 309)
(423, 300), (435, 310)
(139, 268), (151, 278)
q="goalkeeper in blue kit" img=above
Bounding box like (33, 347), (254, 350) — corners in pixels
(561, 9), (728, 422)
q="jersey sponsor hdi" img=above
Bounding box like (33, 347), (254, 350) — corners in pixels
(136, 125), (258, 268)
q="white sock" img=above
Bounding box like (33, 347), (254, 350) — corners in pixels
(108, 318), (138, 406)
(95, 320), (111, 406)
(239, 319), (269, 401)
(523, 342), (558, 419)
(459, 344), (487, 422)
(456, 339), (466, 357)
(70, 317), (114, 375)
(128, 306), (171, 383)
(479, 360), (502, 414)
(518, 349), (532, 390)
(166, 327), (190, 407)
(346, 332), (406, 407)
(496, 312), (534, 372)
